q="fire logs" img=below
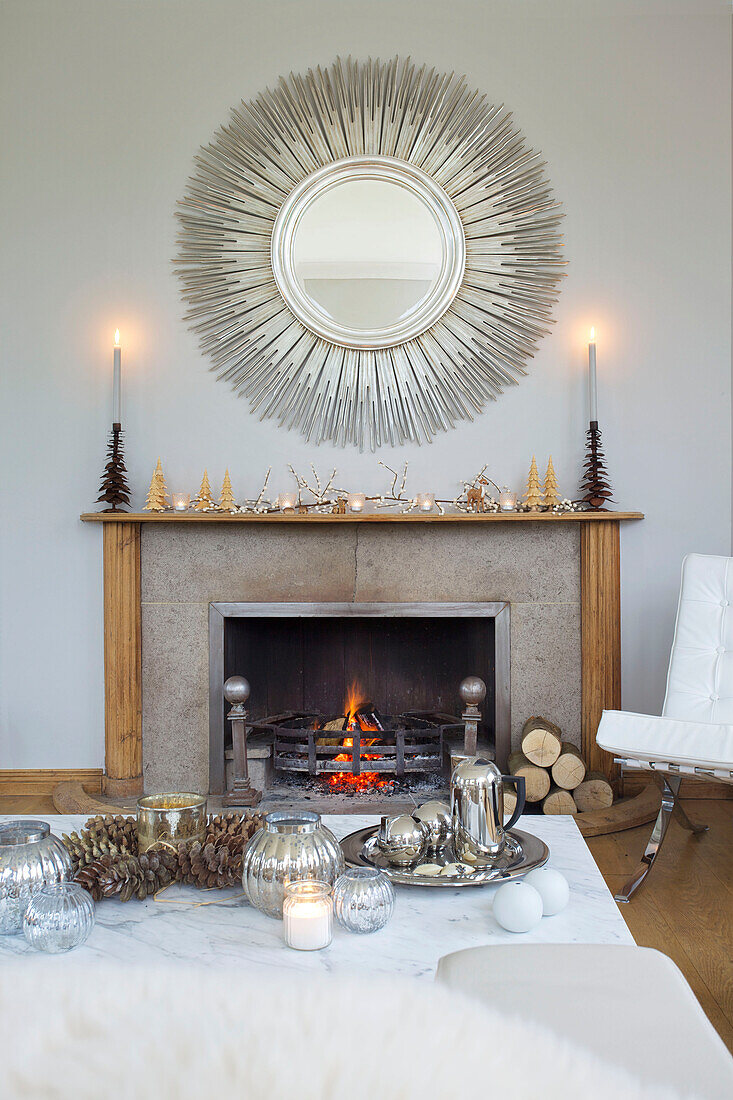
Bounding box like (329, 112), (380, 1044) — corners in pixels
(508, 751), (551, 803)
(551, 743), (587, 791)
(520, 717), (563, 767)
(574, 772), (614, 812)
(508, 717), (612, 815)
(542, 786), (579, 816)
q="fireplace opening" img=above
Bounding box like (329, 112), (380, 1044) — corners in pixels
(209, 602), (510, 804)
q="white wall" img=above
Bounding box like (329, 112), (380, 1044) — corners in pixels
(0, 0), (730, 768)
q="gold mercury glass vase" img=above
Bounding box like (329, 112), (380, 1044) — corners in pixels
(136, 794), (207, 854)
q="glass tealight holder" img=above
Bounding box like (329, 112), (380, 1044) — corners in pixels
(277, 492), (297, 512)
(136, 793), (207, 854)
(23, 882), (95, 953)
(499, 487), (517, 512)
(332, 867), (395, 934)
(347, 493), (366, 513)
(416, 493), (435, 513)
(283, 881), (333, 950)
(171, 492), (190, 512)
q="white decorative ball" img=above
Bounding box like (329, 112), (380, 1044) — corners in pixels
(492, 881), (543, 933)
(523, 868), (570, 916)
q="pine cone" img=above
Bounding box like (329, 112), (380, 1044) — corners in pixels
(178, 840), (238, 889)
(84, 814), (138, 853)
(178, 811), (264, 887)
(62, 823), (135, 874)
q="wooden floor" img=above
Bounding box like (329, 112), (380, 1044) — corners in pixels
(2, 793), (731, 1052)
(587, 799), (733, 1054)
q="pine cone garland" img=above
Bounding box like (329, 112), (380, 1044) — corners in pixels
(67, 809), (265, 898)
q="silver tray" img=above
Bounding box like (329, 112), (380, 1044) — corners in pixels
(341, 826), (549, 887)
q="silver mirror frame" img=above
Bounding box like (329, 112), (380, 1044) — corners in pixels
(271, 155), (466, 350)
(176, 56), (564, 450)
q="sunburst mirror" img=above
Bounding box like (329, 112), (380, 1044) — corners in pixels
(176, 57), (564, 449)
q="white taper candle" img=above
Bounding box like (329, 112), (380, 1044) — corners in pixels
(588, 326), (597, 423)
(113, 329), (121, 424)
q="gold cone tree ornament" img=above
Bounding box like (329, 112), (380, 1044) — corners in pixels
(219, 469), (236, 511)
(193, 469), (216, 511)
(144, 458), (168, 512)
(542, 456), (561, 509)
(524, 456), (543, 511)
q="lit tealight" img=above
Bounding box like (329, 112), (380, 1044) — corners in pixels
(347, 493), (366, 513)
(499, 487), (517, 512)
(416, 493), (435, 512)
(171, 493), (190, 512)
(277, 492), (297, 512)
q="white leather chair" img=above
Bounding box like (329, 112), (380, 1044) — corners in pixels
(597, 553), (733, 902)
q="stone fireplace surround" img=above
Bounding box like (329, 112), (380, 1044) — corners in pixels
(81, 511), (641, 799)
(144, 522), (576, 793)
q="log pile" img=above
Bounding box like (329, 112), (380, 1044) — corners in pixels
(506, 716), (614, 816)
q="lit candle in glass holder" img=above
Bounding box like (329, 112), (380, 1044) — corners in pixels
(499, 487), (517, 512)
(347, 493), (366, 513)
(277, 492), (297, 512)
(171, 492), (190, 512)
(416, 493), (435, 512)
(283, 881), (333, 950)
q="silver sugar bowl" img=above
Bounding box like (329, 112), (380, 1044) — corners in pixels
(377, 814), (429, 866)
(413, 800), (452, 852)
(242, 811), (344, 919)
(0, 820), (73, 934)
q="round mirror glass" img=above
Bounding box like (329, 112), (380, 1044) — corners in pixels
(271, 156), (466, 350)
(292, 179), (443, 332)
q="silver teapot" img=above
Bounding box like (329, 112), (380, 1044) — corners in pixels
(451, 758), (525, 864)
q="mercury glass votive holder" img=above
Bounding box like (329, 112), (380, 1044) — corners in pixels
(23, 882), (95, 953)
(283, 880), (333, 950)
(136, 793), (207, 854)
(332, 867), (395, 933)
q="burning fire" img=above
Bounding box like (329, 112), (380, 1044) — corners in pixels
(327, 683), (391, 793)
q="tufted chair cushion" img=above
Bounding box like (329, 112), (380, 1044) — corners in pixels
(596, 554), (733, 778)
(663, 554), (733, 723)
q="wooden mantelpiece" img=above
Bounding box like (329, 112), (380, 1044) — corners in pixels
(82, 510), (642, 795)
(82, 511), (643, 524)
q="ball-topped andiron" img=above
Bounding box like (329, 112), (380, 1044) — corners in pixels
(224, 676), (250, 706)
(459, 676), (487, 708)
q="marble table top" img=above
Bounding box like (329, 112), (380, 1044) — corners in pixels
(0, 814), (633, 979)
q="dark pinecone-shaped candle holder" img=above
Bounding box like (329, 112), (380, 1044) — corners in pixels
(97, 422), (131, 512)
(579, 421), (613, 510)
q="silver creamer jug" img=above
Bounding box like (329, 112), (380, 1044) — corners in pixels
(451, 757), (526, 863)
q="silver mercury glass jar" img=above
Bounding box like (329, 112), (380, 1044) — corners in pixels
(242, 811), (344, 919)
(0, 820), (73, 934)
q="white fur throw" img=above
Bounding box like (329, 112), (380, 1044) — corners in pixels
(1, 962), (682, 1100)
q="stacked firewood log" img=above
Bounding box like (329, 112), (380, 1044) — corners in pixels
(505, 717), (613, 816)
